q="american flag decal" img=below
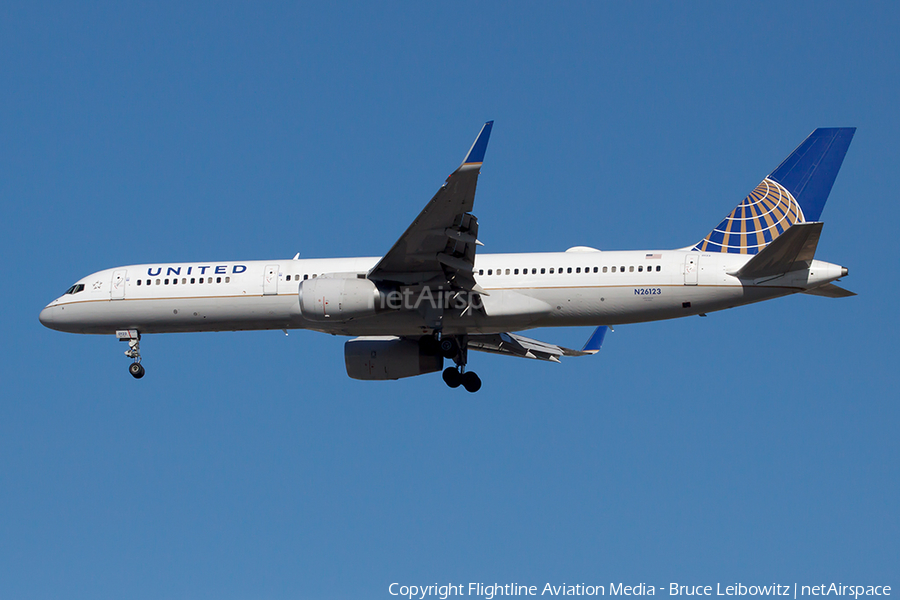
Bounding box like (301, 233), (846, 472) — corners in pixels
(645, 253), (662, 259)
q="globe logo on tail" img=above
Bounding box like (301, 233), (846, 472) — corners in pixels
(694, 178), (806, 254)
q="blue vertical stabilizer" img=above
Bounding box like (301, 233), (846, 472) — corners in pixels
(694, 128), (855, 254)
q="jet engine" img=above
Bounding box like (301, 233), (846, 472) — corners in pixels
(344, 337), (443, 380)
(299, 277), (386, 322)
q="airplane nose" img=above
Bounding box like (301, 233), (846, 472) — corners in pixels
(39, 305), (55, 327)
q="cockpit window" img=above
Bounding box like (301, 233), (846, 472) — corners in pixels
(64, 284), (85, 295)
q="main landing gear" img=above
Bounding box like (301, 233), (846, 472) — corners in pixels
(442, 366), (481, 393)
(117, 330), (145, 379)
(421, 334), (481, 393)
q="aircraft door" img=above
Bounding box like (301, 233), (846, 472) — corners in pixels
(264, 265), (279, 295)
(684, 255), (699, 286)
(111, 269), (127, 299)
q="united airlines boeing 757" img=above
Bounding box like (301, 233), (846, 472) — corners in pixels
(40, 123), (855, 392)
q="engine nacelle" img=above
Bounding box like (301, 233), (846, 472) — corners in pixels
(299, 277), (385, 322)
(345, 337), (443, 380)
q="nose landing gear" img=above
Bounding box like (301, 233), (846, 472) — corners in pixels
(117, 330), (145, 379)
(128, 361), (145, 379)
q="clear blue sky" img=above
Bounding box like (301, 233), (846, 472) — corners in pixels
(1, 2), (897, 598)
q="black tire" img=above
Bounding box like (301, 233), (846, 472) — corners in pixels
(442, 367), (461, 388)
(439, 337), (459, 359)
(129, 363), (145, 379)
(461, 371), (482, 393)
(419, 335), (440, 356)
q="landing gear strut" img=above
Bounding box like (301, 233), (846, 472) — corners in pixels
(428, 334), (481, 393)
(118, 329), (145, 379)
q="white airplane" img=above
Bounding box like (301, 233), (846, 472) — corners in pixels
(40, 123), (856, 392)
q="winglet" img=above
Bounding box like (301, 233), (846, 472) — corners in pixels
(580, 326), (609, 354)
(462, 121), (494, 166)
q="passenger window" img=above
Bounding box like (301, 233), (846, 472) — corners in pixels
(164, 278), (169, 285)
(304, 274), (309, 280)
(602, 267), (607, 273)
(137, 280), (141, 286)
(532, 268), (537, 274)
(488, 269), (492, 275)
(567, 267), (572, 273)
(190, 278), (195, 284)
(656, 265), (661, 272)
(505, 269), (510, 275)
(549, 268), (554, 274)
(225, 277), (230, 283)
(611, 266), (616, 273)
(479, 269), (483, 275)
(629, 266), (634, 272)
(514, 269), (519, 275)
(172, 278), (177, 285)
(540, 268), (545, 274)
(638, 266), (643, 272)
(620, 266), (625, 272)
(576, 267), (581, 273)
(216, 277), (221, 283)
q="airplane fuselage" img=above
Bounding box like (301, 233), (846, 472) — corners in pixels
(39, 249), (845, 337)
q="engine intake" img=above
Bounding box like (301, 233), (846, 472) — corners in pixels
(345, 337), (443, 380)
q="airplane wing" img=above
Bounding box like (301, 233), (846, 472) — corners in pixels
(367, 122), (493, 292)
(467, 326), (608, 363)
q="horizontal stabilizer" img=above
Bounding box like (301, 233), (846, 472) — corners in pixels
(801, 283), (856, 298)
(732, 222), (823, 280)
